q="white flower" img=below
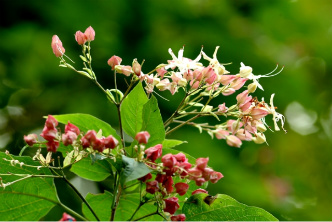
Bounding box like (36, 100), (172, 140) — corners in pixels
(239, 63), (284, 91)
(201, 46), (229, 75)
(262, 94), (286, 132)
(165, 47), (202, 76)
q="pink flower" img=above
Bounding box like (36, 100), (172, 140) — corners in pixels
(171, 214), (186, 221)
(115, 65), (133, 76)
(215, 129), (229, 140)
(51, 35), (65, 57)
(81, 130), (97, 149)
(107, 55), (122, 70)
(195, 177), (206, 186)
(75, 31), (87, 45)
(162, 154), (177, 168)
(173, 152), (187, 163)
(40, 126), (57, 141)
(156, 67), (167, 78)
(156, 173), (167, 183)
(84, 26), (95, 41)
(46, 140), (59, 152)
(164, 197), (180, 215)
(226, 135), (242, 148)
(219, 75), (236, 85)
(250, 108), (270, 120)
(138, 173), (152, 182)
(146, 180), (159, 194)
(222, 88), (236, 96)
(236, 129), (252, 141)
(145, 144), (162, 162)
(135, 131), (150, 144)
(188, 167), (202, 180)
(192, 188), (208, 195)
(104, 135), (118, 149)
(202, 167), (214, 180)
(196, 157), (209, 170)
(24, 134), (38, 146)
(175, 182), (189, 196)
(65, 122), (80, 136)
(132, 59), (142, 76)
(45, 115), (58, 129)
(217, 103), (227, 113)
(230, 77), (247, 90)
(163, 176), (174, 193)
(91, 138), (105, 152)
(59, 212), (76, 221)
(62, 131), (77, 146)
(210, 171), (224, 183)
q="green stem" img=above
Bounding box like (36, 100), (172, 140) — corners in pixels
(110, 172), (122, 221)
(133, 211), (165, 221)
(166, 114), (201, 136)
(62, 176), (100, 221)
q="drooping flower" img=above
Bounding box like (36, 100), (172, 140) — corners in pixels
(51, 35), (65, 57)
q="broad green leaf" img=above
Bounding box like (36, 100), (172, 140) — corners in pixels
(0, 152), (59, 221)
(70, 156), (113, 181)
(182, 193), (278, 221)
(121, 82), (148, 138)
(162, 139), (187, 149)
(82, 191), (162, 221)
(52, 113), (121, 143)
(121, 155), (152, 184)
(141, 95), (165, 147)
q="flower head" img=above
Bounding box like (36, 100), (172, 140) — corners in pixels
(51, 35), (65, 57)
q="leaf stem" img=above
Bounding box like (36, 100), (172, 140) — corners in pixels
(166, 114), (201, 136)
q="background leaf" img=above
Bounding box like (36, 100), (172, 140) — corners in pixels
(0, 152), (59, 221)
(183, 193), (278, 221)
(162, 139), (187, 149)
(70, 156), (113, 181)
(53, 113), (121, 143)
(82, 191), (162, 221)
(121, 82), (148, 138)
(141, 95), (165, 147)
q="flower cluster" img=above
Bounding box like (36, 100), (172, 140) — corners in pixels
(134, 131), (223, 218)
(24, 115), (119, 155)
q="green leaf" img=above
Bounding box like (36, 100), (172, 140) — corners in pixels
(162, 139), (187, 149)
(121, 155), (152, 184)
(82, 191), (162, 221)
(141, 95), (165, 147)
(0, 152), (59, 221)
(121, 82), (148, 138)
(52, 113), (121, 144)
(70, 157), (113, 181)
(182, 193), (278, 221)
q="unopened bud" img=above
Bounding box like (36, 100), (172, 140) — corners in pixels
(132, 59), (142, 76)
(248, 82), (257, 93)
(75, 31), (87, 45)
(252, 133), (266, 144)
(108, 55), (122, 70)
(84, 26), (95, 41)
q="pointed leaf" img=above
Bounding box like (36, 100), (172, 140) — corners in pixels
(0, 152), (59, 221)
(70, 156), (113, 181)
(121, 82), (148, 138)
(162, 139), (187, 149)
(121, 155), (152, 184)
(183, 193), (278, 221)
(141, 95), (165, 147)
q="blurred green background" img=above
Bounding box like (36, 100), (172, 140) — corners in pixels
(1, 0), (332, 220)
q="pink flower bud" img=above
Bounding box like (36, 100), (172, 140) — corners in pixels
(135, 131), (150, 144)
(65, 122), (80, 136)
(196, 157), (209, 170)
(163, 176), (174, 193)
(210, 171), (224, 183)
(138, 173), (152, 182)
(162, 154), (177, 168)
(215, 129), (229, 140)
(202, 167), (214, 181)
(75, 31), (87, 45)
(164, 197), (179, 215)
(91, 138), (105, 152)
(236, 90), (249, 105)
(62, 131), (78, 146)
(188, 167), (202, 180)
(24, 134), (38, 146)
(81, 130), (97, 148)
(84, 26), (95, 41)
(156, 173), (166, 183)
(173, 152), (187, 163)
(175, 182), (189, 196)
(192, 188), (208, 195)
(145, 144), (162, 162)
(226, 135), (242, 148)
(156, 67), (167, 78)
(219, 75), (236, 85)
(46, 140), (59, 152)
(51, 35), (65, 57)
(195, 177), (206, 186)
(104, 135), (118, 149)
(236, 129), (252, 141)
(222, 88), (236, 96)
(132, 59), (141, 76)
(59, 212), (76, 222)
(217, 103), (227, 113)
(45, 115), (58, 129)
(40, 126), (57, 141)
(146, 180), (159, 194)
(107, 55), (122, 70)
(250, 108), (270, 120)
(115, 65), (133, 76)
(171, 214), (186, 221)
(230, 77), (248, 90)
